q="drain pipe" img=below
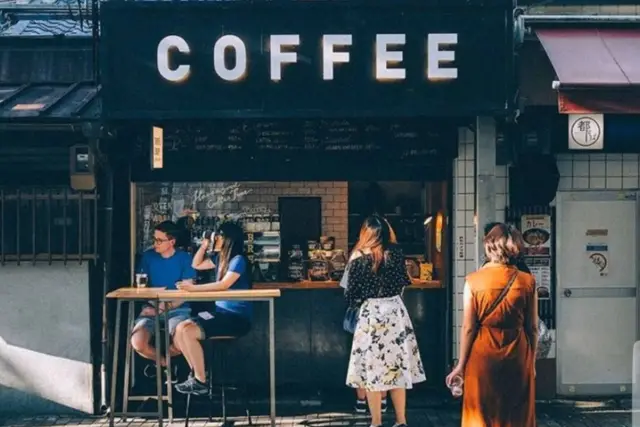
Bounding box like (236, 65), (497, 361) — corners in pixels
(99, 147), (114, 415)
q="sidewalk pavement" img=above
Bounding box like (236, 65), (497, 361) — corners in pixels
(0, 399), (633, 427)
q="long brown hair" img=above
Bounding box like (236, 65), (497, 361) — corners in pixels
(216, 222), (245, 280)
(352, 214), (398, 272)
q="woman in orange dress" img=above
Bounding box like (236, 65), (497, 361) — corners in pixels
(446, 223), (538, 427)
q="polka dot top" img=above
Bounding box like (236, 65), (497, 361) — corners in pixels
(344, 245), (411, 309)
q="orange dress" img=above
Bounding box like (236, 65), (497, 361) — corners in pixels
(462, 265), (536, 427)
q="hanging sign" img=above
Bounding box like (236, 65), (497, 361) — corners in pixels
(568, 114), (604, 150)
(100, 1), (514, 119)
(151, 126), (164, 169)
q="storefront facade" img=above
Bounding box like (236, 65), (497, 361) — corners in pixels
(504, 15), (640, 398)
(100, 0), (514, 404)
(0, 36), (102, 414)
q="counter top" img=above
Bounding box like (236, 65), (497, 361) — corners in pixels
(252, 280), (442, 290)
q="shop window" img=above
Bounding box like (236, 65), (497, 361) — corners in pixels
(348, 181), (449, 284)
(0, 186), (98, 264)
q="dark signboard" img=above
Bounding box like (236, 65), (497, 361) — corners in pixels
(100, 0), (514, 119)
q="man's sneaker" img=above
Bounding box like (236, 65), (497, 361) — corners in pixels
(175, 376), (208, 396)
(381, 396), (388, 413)
(355, 399), (367, 413)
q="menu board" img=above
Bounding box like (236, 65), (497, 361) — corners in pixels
(133, 119), (454, 158)
(136, 182), (279, 252)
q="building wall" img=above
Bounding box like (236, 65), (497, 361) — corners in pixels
(246, 182), (349, 251)
(556, 153), (640, 191)
(0, 264), (93, 415)
(451, 127), (509, 356)
(451, 130), (640, 357)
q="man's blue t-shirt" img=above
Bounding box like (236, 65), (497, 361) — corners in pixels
(138, 249), (196, 291)
(213, 254), (253, 319)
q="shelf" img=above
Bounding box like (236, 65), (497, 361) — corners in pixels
(253, 280), (442, 290)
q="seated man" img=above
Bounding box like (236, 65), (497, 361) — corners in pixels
(131, 220), (196, 380)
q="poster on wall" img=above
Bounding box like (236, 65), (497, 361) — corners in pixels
(585, 228), (609, 277)
(521, 214), (551, 257)
(525, 257), (552, 301)
(521, 214), (552, 301)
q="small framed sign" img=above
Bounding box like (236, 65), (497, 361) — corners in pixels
(568, 114), (603, 150)
(151, 126), (164, 169)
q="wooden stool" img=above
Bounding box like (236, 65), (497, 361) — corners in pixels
(185, 336), (252, 427)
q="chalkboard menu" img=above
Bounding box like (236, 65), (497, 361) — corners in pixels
(134, 119), (455, 159)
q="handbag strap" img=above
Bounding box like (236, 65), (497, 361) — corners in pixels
(477, 270), (518, 327)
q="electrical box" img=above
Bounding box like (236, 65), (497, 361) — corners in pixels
(70, 144), (96, 191)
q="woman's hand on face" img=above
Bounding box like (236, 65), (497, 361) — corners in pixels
(445, 364), (464, 387)
(200, 239), (210, 250)
(177, 281), (197, 292)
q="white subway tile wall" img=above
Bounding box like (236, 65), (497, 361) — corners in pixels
(555, 153), (640, 193)
(451, 127), (510, 357)
(451, 147), (640, 357)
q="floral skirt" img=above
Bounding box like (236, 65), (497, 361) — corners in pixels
(346, 295), (426, 391)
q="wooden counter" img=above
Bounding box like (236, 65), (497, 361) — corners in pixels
(253, 280), (442, 290)
(116, 281), (447, 395)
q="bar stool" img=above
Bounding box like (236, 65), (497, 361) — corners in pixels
(121, 304), (177, 423)
(184, 336), (253, 427)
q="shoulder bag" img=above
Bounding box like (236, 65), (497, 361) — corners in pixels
(342, 251), (361, 334)
(476, 270), (519, 327)
(451, 270), (518, 397)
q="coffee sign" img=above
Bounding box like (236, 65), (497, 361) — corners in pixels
(101, 1), (513, 119)
(157, 33), (458, 83)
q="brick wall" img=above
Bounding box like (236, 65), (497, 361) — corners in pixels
(244, 181), (349, 250)
(138, 181), (349, 251)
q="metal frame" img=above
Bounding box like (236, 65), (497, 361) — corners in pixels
(108, 297), (167, 427)
(555, 190), (640, 396)
(0, 186), (98, 266)
(109, 294), (278, 427)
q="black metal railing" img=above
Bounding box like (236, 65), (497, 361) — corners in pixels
(0, 186), (98, 265)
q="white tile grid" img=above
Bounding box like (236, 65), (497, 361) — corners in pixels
(555, 153), (640, 192)
(451, 149), (638, 358)
(451, 128), (509, 358)
(452, 127), (476, 356)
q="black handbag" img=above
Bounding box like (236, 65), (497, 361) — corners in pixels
(342, 258), (359, 334)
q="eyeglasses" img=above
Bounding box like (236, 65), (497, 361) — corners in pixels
(153, 237), (171, 244)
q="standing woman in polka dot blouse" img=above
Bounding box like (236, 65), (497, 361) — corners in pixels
(345, 215), (426, 427)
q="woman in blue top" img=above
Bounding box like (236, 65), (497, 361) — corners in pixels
(173, 222), (252, 395)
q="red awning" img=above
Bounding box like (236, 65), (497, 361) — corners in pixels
(536, 28), (640, 113)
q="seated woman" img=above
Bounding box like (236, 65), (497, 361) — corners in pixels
(173, 222), (252, 395)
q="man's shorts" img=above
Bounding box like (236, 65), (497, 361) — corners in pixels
(133, 306), (191, 336)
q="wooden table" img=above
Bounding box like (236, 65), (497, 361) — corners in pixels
(106, 287), (281, 427)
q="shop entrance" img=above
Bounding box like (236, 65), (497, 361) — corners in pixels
(126, 118), (455, 399)
(556, 191), (639, 396)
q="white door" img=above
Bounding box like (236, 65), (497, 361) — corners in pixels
(556, 191), (639, 396)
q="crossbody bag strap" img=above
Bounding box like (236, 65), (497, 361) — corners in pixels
(477, 270), (518, 327)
